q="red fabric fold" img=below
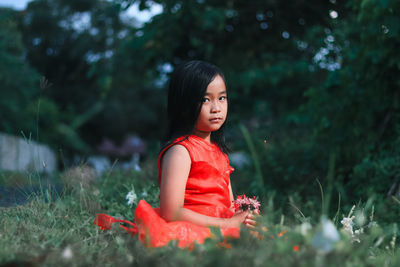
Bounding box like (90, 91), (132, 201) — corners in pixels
(94, 213), (138, 235)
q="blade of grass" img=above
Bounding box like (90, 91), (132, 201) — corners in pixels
(239, 124), (266, 199)
(316, 178), (324, 215)
(392, 196), (400, 205)
(324, 151), (336, 216)
(333, 192), (341, 225)
(289, 201), (306, 220)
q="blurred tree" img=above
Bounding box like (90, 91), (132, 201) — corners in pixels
(18, 0), (165, 154)
(91, 24), (167, 144)
(121, 0), (348, 120)
(18, 0), (124, 153)
(0, 8), (42, 138)
(301, 0), (400, 203)
(252, 0), (399, 214)
(13, 0), (350, 157)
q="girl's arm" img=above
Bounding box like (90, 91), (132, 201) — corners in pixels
(159, 145), (248, 228)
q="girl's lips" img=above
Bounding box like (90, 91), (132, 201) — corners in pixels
(209, 118), (223, 123)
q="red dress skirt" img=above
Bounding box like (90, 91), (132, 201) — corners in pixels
(94, 135), (239, 248)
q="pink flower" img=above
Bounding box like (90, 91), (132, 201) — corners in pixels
(233, 194), (261, 213)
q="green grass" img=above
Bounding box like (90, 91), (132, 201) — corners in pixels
(0, 171), (40, 187)
(0, 169), (399, 266)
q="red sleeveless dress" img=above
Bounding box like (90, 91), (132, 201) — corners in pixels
(94, 135), (239, 248)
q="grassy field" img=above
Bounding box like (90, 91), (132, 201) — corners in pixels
(0, 168), (399, 267)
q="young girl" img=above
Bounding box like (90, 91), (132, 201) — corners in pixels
(95, 60), (257, 248)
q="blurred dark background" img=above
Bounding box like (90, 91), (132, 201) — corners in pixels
(1, 0), (399, 218)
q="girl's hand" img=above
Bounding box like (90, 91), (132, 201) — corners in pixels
(244, 210), (260, 229)
(225, 211), (249, 228)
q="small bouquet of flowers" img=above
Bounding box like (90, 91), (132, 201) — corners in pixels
(233, 194), (261, 213)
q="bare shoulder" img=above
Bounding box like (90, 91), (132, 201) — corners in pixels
(161, 144), (191, 167)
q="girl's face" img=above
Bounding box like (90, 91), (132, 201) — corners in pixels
(194, 75), (228, 136)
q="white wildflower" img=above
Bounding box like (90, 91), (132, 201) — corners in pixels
(353, 229), (362, 243)
(351, 233), (361, 243)
(312, 217), (340, 253)
(299, 222), (312, 236)
(321, 218), (340, 241)
(62, 246), (73, 260)
(367, 205), (378, 228)
(141, 190), (148, 197)
(348, 205), (356, 217)
(390, 224), (397, 250)
(341, 216), (355, 236)
(126, 190), (137, 205)
(354, 228), (364, 235)
(370, 205), (375, 222)
(355, 210), (366, 226)
(341, 205), (365, 243)
(374, 236), (384, 247)
(126, 253), (134, 263)
(390, 235), (396, 250)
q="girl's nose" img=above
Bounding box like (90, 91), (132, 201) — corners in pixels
(211, 101), (221, 113)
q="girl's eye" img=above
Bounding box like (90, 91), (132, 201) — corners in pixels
(219, 96), (227, 101)
(202, 98), (210, 103)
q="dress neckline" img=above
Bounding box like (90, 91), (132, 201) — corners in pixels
(188, 134), (218, 151)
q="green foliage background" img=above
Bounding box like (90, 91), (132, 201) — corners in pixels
(0, 0), (399, 220)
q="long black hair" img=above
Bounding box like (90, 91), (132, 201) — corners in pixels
(163, 60), (229, 154)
